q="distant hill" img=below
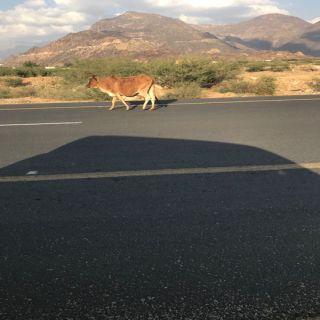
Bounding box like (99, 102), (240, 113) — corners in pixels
(3, 12), (240, 66)
(193, 13), (320, 57)
(278, 21), (320, 56)
(4, 12), (319, 66)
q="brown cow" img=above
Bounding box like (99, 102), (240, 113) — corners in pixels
(86, 74), (157, 111)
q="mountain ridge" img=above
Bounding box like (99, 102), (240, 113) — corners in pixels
(3, 12), (319, 66)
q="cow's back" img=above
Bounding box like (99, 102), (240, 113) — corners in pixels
(113, 75), (154, 96)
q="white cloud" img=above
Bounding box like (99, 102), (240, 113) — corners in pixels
(246, 4), (288, 17)
(310, 17), (320, 24)
(0, 0), (90, 54)
(24, 0), (46, 7)
(147, 0), (288, 22)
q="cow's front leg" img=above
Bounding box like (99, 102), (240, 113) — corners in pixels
(109, 97), (117, 110)
(117, 94), (131, 111)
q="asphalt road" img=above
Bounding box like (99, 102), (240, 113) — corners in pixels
(1, 96), (320, 319)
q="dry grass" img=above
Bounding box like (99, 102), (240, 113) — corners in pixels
(206, 64), (320, 98)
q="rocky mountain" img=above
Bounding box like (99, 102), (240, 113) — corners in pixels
(278, 21), (320, 56)
(194, 14), (320, 57)
(5, 12), (319, 66)
(3, 12), (240, 66)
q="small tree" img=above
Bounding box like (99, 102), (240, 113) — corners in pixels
(23, 61), (40, 68)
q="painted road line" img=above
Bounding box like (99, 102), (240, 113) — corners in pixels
(0, 121), (82, 127)
(1, 97), (320, 111)
(0, 162), (320, 183)
(170, 98), (320, 105)
(0, 106), (107, 111)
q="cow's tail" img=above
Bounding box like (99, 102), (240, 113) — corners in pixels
(153, 84), (159, 101)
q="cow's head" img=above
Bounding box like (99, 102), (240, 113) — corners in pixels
(86, 75), (98, 88)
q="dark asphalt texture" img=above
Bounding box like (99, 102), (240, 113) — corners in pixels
(1, 97), (320, 319)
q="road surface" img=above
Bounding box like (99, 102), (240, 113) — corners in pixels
(1, 96), (320, 319)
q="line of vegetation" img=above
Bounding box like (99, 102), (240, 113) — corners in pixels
(0, 57), (242, 100)
(5, 56), (316, 100)
(61, 57), (240, 88)
(0, 61), (56, 78)
(245, 60), (291, 72)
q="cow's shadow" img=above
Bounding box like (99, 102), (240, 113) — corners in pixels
(1, 136), (320, 319)
(123, 98), (177, 110)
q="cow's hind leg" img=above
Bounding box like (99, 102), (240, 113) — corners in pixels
(148, 85), (156, 111)
(116, 94), (131, 111)
(142, 94), (150, 110)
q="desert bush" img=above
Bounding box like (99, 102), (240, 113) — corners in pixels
(12, 63), (56, 78)
(147, 59), (178, 87)
(0, 67), (15, 76)
(220, 76), (276, 96)
(63, 57), (240, 89)
(15, 67), (38, 78)
(164, 59), (239, 88)
(270, 60), (291, 72)
(23, 61), (40, 68)
(4, 78), (25, 87)
(63, 57), (146, 85)
(14, 87), (37, 97)
(0, 89), (11, 99)
(246, 61), (267, 72)
(309, 78), (320, 92)
(254, 76), (276, 95)
(164, 82), (202, 99)
(220, 80), (252, 94)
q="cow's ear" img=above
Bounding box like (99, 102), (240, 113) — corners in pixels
(92, 75), (97, 80)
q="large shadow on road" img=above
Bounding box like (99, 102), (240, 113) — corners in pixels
(1, 136), (320, 319)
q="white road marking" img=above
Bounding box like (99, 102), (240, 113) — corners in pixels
(0, 97), (320, 111)
(0, 121), (82, 127)
(0, 162), (319, 183)
(0, 106), (106, 111)
(26, 171), (38, 175)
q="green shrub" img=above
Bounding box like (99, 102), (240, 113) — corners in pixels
(147, 59), (178, 87)
(23, 61), (40, 68)
(160, 59), (239, 88)
(165, 82), (202, 99)
(0, 89), (11, 99)
(254, 76), (276, 95)
(5, 78), (25, 87)
(0, 67), (15, 76)
(63, 57), (146, 85)
(225, 80), (252, 94)
(14, 87), (37, 98)
(220, 76), (276, 96)
(13, 65), (56, 78)
(63, 57), (240, 89)
(15, 67), (38, 78)
(270, 60), (291, 72)
(246, 61), (267, 72)
(309, 78), (320, 92)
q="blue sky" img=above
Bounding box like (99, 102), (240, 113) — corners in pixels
(0, 0), (319, 58)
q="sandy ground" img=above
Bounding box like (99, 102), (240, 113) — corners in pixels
(205, 64), (320, 98)
(1, 65), (320, 104)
